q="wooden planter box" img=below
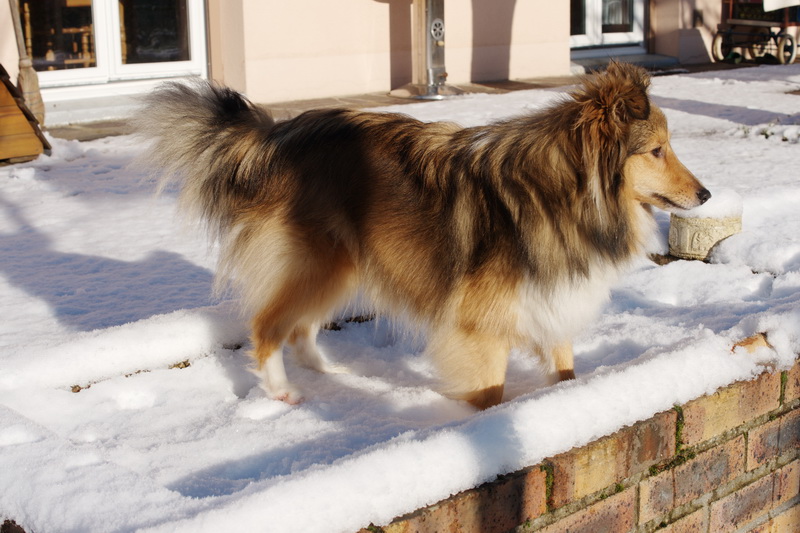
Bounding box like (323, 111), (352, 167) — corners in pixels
(0, 64), (50, 164)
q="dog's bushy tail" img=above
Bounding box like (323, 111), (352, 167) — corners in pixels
(135, 79), (275, 238)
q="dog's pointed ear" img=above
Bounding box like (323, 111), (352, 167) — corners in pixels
(572, 61), (651, 135)
(569, 62), (652, 214)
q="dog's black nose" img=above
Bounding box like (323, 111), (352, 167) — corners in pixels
(697, 188), (711, 205)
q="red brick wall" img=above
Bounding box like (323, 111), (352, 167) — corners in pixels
(361, 357), (800, 533)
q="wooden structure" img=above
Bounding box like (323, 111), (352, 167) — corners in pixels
(0, 63), (50, 163)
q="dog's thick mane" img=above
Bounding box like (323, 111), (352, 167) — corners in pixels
(337, 61), (653, 285)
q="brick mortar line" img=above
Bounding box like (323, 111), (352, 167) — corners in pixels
(516, 401), (798, 533)
(635, 403), (798, 532)
(514, 445), (798, 533)
(639, 448), (799, 533)
(655, 377), (799, 474)
(780, 369), (788, 405)
(515, 481), (636, 532)
(514, 484), (639, 533)
(522, 437), (799, 533)
(731, 493), (800, 533)
(689, 394), (800, 457)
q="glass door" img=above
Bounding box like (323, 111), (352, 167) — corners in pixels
(18, 0), (206, 88)
(570, 0), (645, 48)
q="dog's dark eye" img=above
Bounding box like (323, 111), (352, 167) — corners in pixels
(651, 147), (664, 158)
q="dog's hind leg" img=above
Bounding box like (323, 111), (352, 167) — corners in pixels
(429, 328), (511, 410)
(250, 302), (305, 404)
(249, 243), (356, 403)
(288, 322), (349, 374)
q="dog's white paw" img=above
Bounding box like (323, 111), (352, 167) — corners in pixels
(255, 377), (304, 404)
(250, 354), (305, 405)
(270, 384), (304, 405)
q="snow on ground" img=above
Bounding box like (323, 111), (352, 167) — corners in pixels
(1, 64), (800, 533)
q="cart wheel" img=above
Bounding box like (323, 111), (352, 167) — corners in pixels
(749, 28), (771, 58)
(712, 32), (734, 62)
(778, 33), (797, 64)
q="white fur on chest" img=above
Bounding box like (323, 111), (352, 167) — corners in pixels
(512, 262), (623, 349)
(512, 205), (656, 350)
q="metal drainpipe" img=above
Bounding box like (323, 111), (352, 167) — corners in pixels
(390, 0), (464, 99)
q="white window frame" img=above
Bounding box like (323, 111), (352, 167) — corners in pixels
(570, 0), (645, 49)
(36, 0), (206, 89)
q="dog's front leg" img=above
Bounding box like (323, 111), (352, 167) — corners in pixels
(551, 341), (576, 382)
(429, 327), (511, 410)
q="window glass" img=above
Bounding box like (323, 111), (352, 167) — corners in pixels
(571, 0), (586, 36)
(20, 0), (97, 71)
(119, 0), (190, 64)
(602, 0), (634, 33)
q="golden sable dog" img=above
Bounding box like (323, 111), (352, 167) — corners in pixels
(138, 62), (709, 409)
